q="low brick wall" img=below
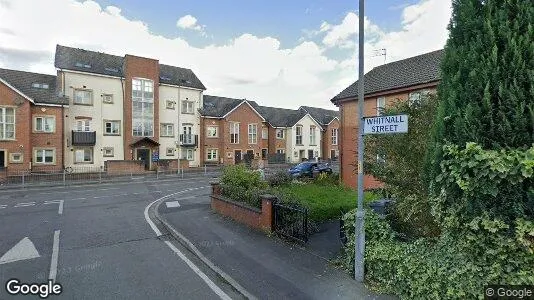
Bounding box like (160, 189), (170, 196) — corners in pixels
(157, 159), (190, 171)
(105, 160), (146, 175)
(210, 182), (276, 232)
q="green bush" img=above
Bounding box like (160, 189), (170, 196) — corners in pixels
(266, 170), (293, 187)
(220, 164), (269, 208)
(313, 172), (339, 186)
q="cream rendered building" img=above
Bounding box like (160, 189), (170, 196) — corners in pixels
(286, 113), (323, 163)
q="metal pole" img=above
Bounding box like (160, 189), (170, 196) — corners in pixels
(355, 0), (366, 282)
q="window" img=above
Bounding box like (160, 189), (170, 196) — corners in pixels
(34, 149), (55, 164)
(102, 94), (113, 104)
(34, 116), (55, 133)
(408, 90), (431, 107)
(295, 125), (303, 145)
(181, 124), (193, 144)
(73, 89), (93, 105)
(377, 154), (386, 164)
(182, 149), (194, 161)
(32, 83), (49, 89)
(160, 123), (174, 137)
(132, 78), (154, 137)
(230, 122), (239, 144)
(262, 128), (268, 139)
(104, 120), (120, 135)
(103, 147), (114, 157)
(181, 100), (194, 114)
(276, 149), (285, 154)
(331, 128), (338, 145)
(276, 129), (285, 139)
(376, 97), (386, 116)
(166, 147), (175, 156)
(76, 120), (91, 132)
(207, 149), (218, 161)
(9, 153), (23, 163)
(309, 126), (316, 145)
(74, 148), (93, 164)
(166, 100), (175, 109)
(0, 107), (15, 140)
(248, 124), (257, 144)
(207, 126), (218, 138)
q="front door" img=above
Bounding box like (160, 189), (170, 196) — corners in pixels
(261, 149), (267, 159)
(0, 150), (5, 169)
(136, 149), (150, 170)
(308, 149), (314, 160)
(330, 150), (336, 160)
(234, 150), (242, 164)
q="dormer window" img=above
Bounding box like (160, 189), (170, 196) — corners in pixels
(104, 67), (119, 73)
(32, 83), (49, 89)
(75, 62), (91, 69)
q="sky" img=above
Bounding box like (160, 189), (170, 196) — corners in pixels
(0, 0), (452, 109)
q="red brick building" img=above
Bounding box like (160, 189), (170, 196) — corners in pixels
(0, 68), (68, 173)
(331, 49), (443, 189)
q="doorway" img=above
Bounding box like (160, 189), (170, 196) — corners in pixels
(308, 149), (314, 160)
(234, 150), (242, 164)
(330, 149), (337, 160)
(0, 150), (5, 169)
(136, 148), (150, 170)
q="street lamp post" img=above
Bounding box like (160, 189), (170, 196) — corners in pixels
(355, 0), (366, 282)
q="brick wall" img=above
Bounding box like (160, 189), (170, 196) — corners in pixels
(267, 125), (287, 154)
(31, 105), (64, 171)
(210, 182), (276, 232)
(157, 159), (190, 170)
(337, 84), (437, 189)
(322, 118), (340, 160)
(201, 118), (224, 164)
(105, 160), (146, 175)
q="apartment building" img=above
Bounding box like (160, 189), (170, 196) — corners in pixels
(331, 49), (443, 189)
(0, 68), (68, 172)
(54, 45), (206, 170)
(199, 95), (267, 165)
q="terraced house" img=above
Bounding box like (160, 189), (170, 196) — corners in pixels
(54, 45), (206, 170)
(331, 49), (443, 189)
(0, 68), (68, 174)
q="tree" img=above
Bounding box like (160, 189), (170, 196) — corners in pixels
(428, 0), (534, 185)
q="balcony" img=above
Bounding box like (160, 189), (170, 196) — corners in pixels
(72, 131), (96, 146)
(179, 134), (198, 147)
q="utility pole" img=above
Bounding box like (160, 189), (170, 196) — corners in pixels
(355, 0), (366, 282)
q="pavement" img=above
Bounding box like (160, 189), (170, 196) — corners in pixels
(158, 194), (394, 300)
(0, 176), (242, 299)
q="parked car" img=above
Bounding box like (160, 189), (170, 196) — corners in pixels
(288, 162), (332, 178)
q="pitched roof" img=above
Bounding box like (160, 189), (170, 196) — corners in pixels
(0, 68), (68, 105)
(200, 95), (244, 117)
(331, 49), (444, 103)
(54, 45), (206, 90)
(255, 106), (306, 128)
(299, 106), (339, 125)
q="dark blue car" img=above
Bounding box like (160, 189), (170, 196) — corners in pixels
(288, 162), (332, 178)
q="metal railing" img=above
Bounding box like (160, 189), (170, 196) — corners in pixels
(273, 201), (309, 243)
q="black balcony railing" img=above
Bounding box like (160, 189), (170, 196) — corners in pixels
(72, 131), (96, 146)
(179, 134), (198, 147)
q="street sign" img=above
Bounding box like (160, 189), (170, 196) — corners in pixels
(363, 114), (408, 135)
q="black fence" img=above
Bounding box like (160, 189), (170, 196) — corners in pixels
(273, 202), (309, 243)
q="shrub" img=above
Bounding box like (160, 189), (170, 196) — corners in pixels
(313, 172), (339, 186)
(266, 170), (293, 187)
(220, 164), (269, 208)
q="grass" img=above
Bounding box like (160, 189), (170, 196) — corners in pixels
(275, 183), (380, 222)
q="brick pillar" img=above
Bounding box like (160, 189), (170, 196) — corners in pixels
(210, 181), (221, 196)
(260, 194), (278, 232)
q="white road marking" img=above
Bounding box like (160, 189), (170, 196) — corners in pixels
(49, 230), (60, 282)
(0, 237), (40, 264)
(43, 200), (64, 215)
(165, 201), (181, 208)
(0, 205), (7, 209)
(164, 241), (231, 300)
(14, 202), (36, 207)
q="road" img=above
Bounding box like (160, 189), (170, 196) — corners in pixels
(0, 177), (241, 299)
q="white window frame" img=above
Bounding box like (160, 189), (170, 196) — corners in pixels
(207, 126), (218, 138)
(76, 120), (91, 132)
(160, 123), (174, 137)
(34, 148), (55, 164)
(103, 147), (114, 157)
(331, 128), (338, 145)
(207, 149), (218, 161)
(230, 122), (240, 144)
(166, 147), (175, 156)
(104, 120), (120, 136)
(0, 107), (15, 140)
(182, 148), (194, 161)
(276, 149), (285, 154)
(166, 100), (175, 109)
(248, 123), (258, 144)
(377, 97), (386, 116)
(9, 152), (23, 163)
(262, 128), (268, 139)
(73, 89), (93, 105)
(295, 125), (303, 145)
(181, 100), (194, 114)
(276, 129), (285, 139)
(309, 125), (316, 145)
(132, 78), (154, 137)
(34, 116), (55, 133)
(74, 147), (93, 164)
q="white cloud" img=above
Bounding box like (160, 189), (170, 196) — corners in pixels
(176, 14), (205, 32)
(0, 0), (452, 109)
